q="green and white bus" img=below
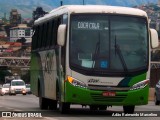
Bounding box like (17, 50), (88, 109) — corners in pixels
(31, 5), (159, 113)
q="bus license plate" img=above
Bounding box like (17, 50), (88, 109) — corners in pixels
(102, 91), (115, 97)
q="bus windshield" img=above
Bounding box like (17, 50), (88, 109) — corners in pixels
(70, 14), (148, 76)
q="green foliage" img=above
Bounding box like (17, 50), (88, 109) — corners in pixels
(0, 70), (12, 84)
(16, 37), (26, 44)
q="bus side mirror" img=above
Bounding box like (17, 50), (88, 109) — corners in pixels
(150, 29), (159, 49)
(57, 24), (66, 46)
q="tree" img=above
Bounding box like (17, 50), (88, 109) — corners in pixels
(0, 68), (12, 84)
(33, 7), (48, 21)
(16, 37), (26, 44)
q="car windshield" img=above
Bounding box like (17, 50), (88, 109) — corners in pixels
(70, 14), (148, 76)
(11, 81), (25, 86)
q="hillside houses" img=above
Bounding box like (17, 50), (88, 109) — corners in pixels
(136, 4), (160, 34)
(0, 41), (22, 56)
(10, 24), (32, 43)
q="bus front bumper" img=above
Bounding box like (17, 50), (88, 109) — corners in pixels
(64, 82), (149, 106)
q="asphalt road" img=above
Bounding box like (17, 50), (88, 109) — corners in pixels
(0, 94), (159, 120)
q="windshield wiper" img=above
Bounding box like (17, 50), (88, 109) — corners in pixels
(92, 33), (101, 69)
(114, 36), (128, 72)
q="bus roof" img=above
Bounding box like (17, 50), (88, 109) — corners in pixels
(35, 5), (148, 25)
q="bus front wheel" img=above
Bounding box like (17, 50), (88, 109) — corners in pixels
(123, 105), (135, 114)
(59, 102), (70, 114)
(39, 87), (48, 110)
(39, 96), (48, 110)
(89, 105), (98, 111)
(48, 99), (57, 110)
(99, 105), (107, 110)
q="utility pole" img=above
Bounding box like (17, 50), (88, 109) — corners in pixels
(60, 0), (63, 6)
(83, 0), (85, 5)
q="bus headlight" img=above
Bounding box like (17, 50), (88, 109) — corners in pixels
(130, 79), (149, 90)
(67, 76), (87, 88)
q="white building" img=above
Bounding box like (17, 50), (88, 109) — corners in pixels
(10, 24), (32, 43)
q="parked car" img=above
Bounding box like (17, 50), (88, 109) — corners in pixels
(9, 79), (26, 95)
(1, 84), (10, 95)
(155, 80), (160, 105)
(26, 84), (31, 94)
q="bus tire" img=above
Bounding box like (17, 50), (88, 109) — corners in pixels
(39, 96), (48, 109)
(123, 105), (135, 114)
(39, 85), (48, 110)
(48, 99), (57, 110)
(155, 94), (160, 105)
(90, 105), (98, 111)
(59, 102), (70, 114)
(99, 105), (107, 110)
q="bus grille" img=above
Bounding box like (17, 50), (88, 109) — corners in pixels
(90, 93), (127, 102)
(88, 85), (130, 92)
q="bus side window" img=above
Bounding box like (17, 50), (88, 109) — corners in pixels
(49, 20), (54, 47)
(41, 24), (45, 48)
(46, 22), (50, 48)
(36, 26), (40, 50)
(43, 23), (47, 48)
(51, 19), (57, 47)
(62, 14), (68, 25)
(38, 25), (43, 49)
